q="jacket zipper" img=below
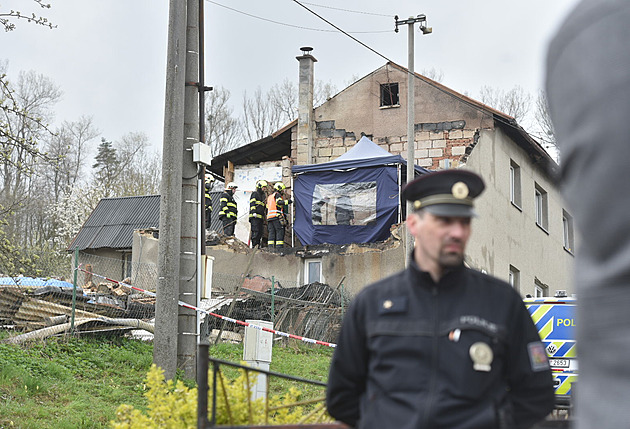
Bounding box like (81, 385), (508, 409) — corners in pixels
(422, 285), (439, 428)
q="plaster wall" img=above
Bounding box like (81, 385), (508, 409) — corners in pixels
(464, 128), (575, 297)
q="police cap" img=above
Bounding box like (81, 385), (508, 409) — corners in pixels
(402, 169), (485, 217)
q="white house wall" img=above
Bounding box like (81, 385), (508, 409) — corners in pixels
(465, 128), (574, 296)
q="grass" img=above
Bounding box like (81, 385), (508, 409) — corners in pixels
(0, 333), (334, 428)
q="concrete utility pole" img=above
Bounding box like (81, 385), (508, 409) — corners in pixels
(155, 0), (187, 380)
(178, 0), (201, 379)
(395, 15), (432, 263)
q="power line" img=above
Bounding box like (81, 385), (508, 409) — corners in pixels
(289, 0), (545, 147)
(205, 0), (390, 34)
(289, 0), (395, 64)
(301, 1), (392, 17)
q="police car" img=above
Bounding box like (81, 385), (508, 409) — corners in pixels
(524, 291), (577, 407)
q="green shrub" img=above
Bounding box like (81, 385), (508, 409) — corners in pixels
(111, 363), (332, 428)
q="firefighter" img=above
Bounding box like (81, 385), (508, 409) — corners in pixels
(249, 180), (267, 248)
(219, 182), (238, 236)
(204, 174), (215, 230)
(266, 182), (291, 248)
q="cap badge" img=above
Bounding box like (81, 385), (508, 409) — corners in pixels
(383, 299), (393, 309)
(452, 181), (469, 199)
(469, 342), (493, 372)
(414, 201), (422, 210)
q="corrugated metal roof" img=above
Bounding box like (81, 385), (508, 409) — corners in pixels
(68, 193), (225, 251)
(69, 195), (160, 251)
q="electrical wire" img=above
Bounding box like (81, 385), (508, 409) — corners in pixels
(289, 0), (395, 64)
(290, 0), (550, 151)
(301, 1), (392, 17)
(205, 0), (390, 34)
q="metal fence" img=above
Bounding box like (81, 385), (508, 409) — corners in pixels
(0, 250), (348, 347)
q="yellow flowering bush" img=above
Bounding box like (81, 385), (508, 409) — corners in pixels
(111, 363), (332, 428)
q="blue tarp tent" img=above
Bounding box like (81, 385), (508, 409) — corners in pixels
(292, 136), (429, 245)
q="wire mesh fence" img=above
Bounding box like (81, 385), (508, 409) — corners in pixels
(1, 250), (348, 347)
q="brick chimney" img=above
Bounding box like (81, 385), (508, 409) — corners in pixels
(296, 47), (317, 165)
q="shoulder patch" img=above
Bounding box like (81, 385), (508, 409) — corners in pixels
(528, 341), (550, 372)
(378, 296), (408, 315)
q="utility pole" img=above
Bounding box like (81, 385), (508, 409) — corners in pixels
(395, 15), (432, 263)
(155, 0), (187, 380)
(178, 0), (201, 379)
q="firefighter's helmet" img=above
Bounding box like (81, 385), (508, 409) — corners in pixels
(274, 182), (286, 191)
(227, 182), (238, 189)
(256, 180), (268, 189)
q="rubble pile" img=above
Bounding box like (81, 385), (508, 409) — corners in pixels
(0, 277), (155, 338)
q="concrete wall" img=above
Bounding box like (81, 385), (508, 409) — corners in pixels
(131, 228), (405, 298)
(132, 229), (160, 292)
(464, 128), (575, 296)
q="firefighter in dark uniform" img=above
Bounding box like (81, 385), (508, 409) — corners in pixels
(326, 169), (555, 429)
(266, 182), (291, 248)
(219, 182), (238, 236)
(249, 180), (267, 248)
(204, 174), (215, 230)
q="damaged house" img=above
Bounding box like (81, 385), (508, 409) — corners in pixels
(48, 48), (575, 345)
(205, 48), (574, 298)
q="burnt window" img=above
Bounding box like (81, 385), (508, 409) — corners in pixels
(380, 83), (399, 107)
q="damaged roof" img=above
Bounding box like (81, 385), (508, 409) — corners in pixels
(208, 119), (295, 179)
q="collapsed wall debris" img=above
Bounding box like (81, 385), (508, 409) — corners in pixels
(204, 279), (344, 344)
(0, 277), (155, 340)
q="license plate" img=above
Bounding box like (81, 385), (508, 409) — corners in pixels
(550, 358), (570, 368)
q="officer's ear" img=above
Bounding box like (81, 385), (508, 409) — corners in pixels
(406, 209), (424, 235)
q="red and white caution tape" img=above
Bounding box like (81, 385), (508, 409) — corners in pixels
(77, 266), (337, 348)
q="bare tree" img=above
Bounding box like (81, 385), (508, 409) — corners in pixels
(242, 87), (283, 142)
(0, 68), (61, 244)
(478, 85), (532, 124)
(420, 67), (444, 83)
(242, 79), (340, 142)
(533, 90), (557, 154)
(0, 0), (56, 32)
(204, 87), (241, 156)
(43, 116), (99, 202)
(314, 80), (338, 108)
(270, 79), (298, 121)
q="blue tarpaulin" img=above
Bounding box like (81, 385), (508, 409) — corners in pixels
(0, 277), (75, 288)
(292, 137), (429, 245)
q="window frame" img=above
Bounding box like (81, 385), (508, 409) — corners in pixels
(379, 82), (400, 107)
(562, 210), (575, 254)
(510, 160), (522, 209)
(509, 265), (520, 292)
(534, 183), (549, 232)
(534, 279), (549, 298)
(304, 258), (323, 285)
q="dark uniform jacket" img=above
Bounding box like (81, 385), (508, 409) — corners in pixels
(219, 191), (237, 220)
(249, 189), (266, 222)
(326, 260), (555, 429)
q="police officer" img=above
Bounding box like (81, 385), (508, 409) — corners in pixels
(219, 182), (238, 236)
(326, 169), (555, 429)
(204, 174), (215, 230)
(266, 182), (291, 248)
(249, 180), (267, 248)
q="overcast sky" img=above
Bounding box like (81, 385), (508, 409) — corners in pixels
(3, 0), (580, 155)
